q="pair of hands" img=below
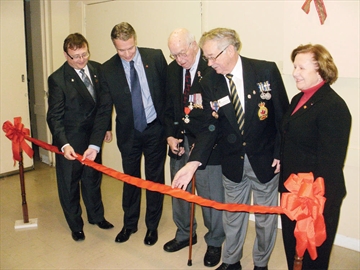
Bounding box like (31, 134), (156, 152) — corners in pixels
(63, 131), (113, 161)
(167, 136), (185, 156)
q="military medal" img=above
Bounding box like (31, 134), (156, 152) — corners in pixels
(210, 101), (219, 119)
(212, 111), (219, 119)
(193, 93), (203, 109)
(188, 95), (194, 110)
(258, 102), (268, 120)
(258, 81), (272, 100)
(183, 106), (191, 124)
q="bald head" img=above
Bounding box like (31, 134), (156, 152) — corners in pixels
(168, 28), (199, 69)
(168, 28), (194, 47)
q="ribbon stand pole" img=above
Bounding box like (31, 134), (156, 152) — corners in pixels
(293, 253), (303, 270)
(187, 174), (196, 266)
(14, 150), (38, 230)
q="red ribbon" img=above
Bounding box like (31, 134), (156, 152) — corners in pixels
(302, 0), (327, 25)
(281, 173), (327, 260)
(2, 117), (34, 165)
(3, 118), (327, 260)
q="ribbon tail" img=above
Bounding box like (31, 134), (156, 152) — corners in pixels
(294, 219), (310, 258)
(314, 0), (327, 24)
(21, 140), (34, 159)
(12, 141), (21, 163)
(302, 0), (312, 14)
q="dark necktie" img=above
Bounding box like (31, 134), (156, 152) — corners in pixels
(183, 69), (191, 106)
(80, 69), (95, 101)
(226, 74), (244, 131)
(130, 60), (147, 132)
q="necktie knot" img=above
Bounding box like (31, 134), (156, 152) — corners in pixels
(226, 73), (233, 80)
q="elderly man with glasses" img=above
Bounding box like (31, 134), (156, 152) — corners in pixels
(172, 28), (289, 270)
(164, 28), (225, 267)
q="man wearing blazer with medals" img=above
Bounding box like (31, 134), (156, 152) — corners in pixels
(47, 33), (113, 242)
(164, 28), (225, 267)
(98, 22), (167, 246)
(172, 28), (289, 270)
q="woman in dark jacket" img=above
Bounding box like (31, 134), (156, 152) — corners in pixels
(279, 44), (351, 270)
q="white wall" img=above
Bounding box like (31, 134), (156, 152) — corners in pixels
(42, 0), (359, 251)
(0, 0), (33, 175)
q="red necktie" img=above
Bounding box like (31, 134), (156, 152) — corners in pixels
(183, 69), (191, 106)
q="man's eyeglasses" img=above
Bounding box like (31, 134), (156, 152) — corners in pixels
(169, 42), (192, 60)
(66, 51), (90, 60)
(202, 45), (229, 62)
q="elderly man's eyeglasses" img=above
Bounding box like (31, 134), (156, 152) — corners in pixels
(66, 51), (90, 60)
(202, 45), (229, 62)
(169, 43), (192, 60)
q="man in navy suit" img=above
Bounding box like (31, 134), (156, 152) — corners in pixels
(172, 28), (289, 270)
(47, 33), (113, 242)
(98, 22), (167, 246)
(164, 28), (225, 267)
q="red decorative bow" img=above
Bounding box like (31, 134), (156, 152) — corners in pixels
(281, 172), (327, 260)
(302, 0), (327, 25)
(2, 117), (34, 165)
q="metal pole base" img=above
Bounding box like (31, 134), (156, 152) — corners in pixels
(14, 218), (38, 230)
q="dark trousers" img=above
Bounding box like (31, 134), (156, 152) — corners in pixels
(55, 153), (104, 232)
(281, 198), (343, 270)
(120, 121), (166, 230)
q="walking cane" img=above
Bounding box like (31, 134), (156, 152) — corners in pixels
(187, 174), (196, 266)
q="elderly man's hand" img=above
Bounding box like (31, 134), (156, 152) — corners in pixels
(172, 161), (200, 190)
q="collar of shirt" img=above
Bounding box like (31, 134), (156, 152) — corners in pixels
(75, 65), (91, 79)
(121, 47), (141, 85)
(121, 47), (156, 123)
(121, 47), (140, 71)
(183, 49), (201, 86)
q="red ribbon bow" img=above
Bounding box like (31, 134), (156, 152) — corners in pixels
(302, 0), (327, 25)
(281, 172), (327, 260)
(2, 117), (34, 165)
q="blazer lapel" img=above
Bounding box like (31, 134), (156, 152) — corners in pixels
(288, 85), (330, 121)
(138, 49), (155, 97)
(174, 64), (184, 110)
(241, 57), (259, 132)
(109, 55), (130, 95)
(87, 62), (99, 102)
(64, 63), (94, 104)
(283, 84), (332, 133)
(213, 74), (240, 133)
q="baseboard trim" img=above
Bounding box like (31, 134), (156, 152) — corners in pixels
(334, 234), (360, 252)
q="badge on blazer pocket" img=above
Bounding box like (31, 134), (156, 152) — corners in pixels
(258, 102), (268, 120)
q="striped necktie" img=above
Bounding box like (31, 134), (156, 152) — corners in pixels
(80, 69), (95, 101)
(226, 74), (244, 131)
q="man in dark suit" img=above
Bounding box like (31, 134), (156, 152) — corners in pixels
(47, 33), (113, 242)
(164, 28), (225, 267)
(172, 28), (289, 270)
(99, 22), (167, 246)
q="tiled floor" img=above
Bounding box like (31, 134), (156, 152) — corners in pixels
(0, 161), (359, 269)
